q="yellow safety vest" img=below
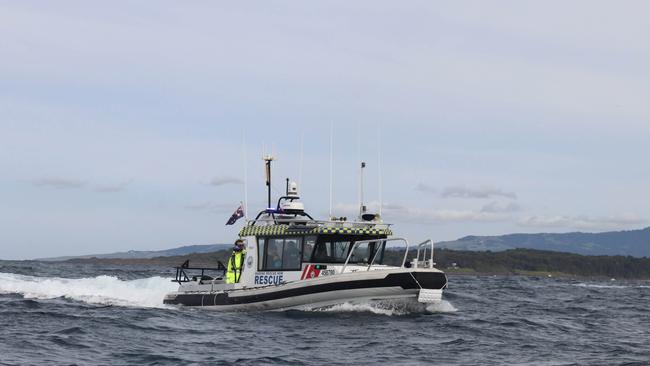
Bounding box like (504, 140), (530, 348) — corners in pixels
(226, 250), (246, 284)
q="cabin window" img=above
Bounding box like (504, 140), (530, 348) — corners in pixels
(350, 241), (372, 263)
(349, 241), (383, 264)
(302, 236), (316, 262)
(265, 238), (284, 270)
(311, 239), (351, 263)
(257, 238), (266, 270)
(259, 236), (304, 271)
(332, 241), (350, 260)
(311, 236), (387, 264)
(282, 238), (302, 270)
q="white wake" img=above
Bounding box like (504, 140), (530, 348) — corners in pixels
(308, 299), (458, 316)
(0, 272), (178, 308)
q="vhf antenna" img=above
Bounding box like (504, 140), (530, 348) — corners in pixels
(263, 154), (275, 209)
(242, 130), (248, 219)
(359, 161), (367, 217)
(328, 122), (333, 219)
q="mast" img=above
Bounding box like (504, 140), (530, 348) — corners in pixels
(377, 126), (382, 217)
(263, 154), (274, 209)
(359, 161), (366, 217)
(298, 130), (304, 189)
(329, 122), (333, 219)
(242, 130), (248, 219)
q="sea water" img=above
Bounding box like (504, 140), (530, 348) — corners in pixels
(0, 260), (649, 365)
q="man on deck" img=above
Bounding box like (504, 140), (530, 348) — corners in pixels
(226, 239), (246, 284)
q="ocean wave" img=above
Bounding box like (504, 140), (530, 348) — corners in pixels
(426, 299), (458, 313)
(573, 283), (650, 289)
(0, 272), (177, 308)
(298, 299), (458, 316)
(573, 283), (628, 289)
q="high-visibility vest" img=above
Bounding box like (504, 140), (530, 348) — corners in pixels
(226, 250), (246, 284)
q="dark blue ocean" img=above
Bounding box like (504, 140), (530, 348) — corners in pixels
(1, 260), (649, 365)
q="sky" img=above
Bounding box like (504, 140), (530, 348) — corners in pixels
(1, 1), (649, 259)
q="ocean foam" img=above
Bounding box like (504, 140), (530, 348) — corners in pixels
(306, 299), (458, 316)
(0, 272), (177, 308)
(426, 299), (458, 313)
(573, 283), (629, 289)
(573, 283), (650, 289)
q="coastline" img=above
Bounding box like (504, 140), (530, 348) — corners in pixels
(16, 247), (650, 281)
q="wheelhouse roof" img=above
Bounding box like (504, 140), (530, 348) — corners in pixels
(239, 225), (392, 237)
(240, 209), (393, 237)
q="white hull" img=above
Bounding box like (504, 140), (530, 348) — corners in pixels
(164, 268), (446, 311)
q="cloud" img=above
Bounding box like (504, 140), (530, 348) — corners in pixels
(333, 202), (510, 224)
(480, 201), (521, 213)
(386, 206), (510, 224)
(94, 180), (132, 193)
(517, 214), (646, 230)
(440, 185), (517, 200)
(208, 176), (244, 187)
(32, 178), (86, 189)
(414, 183), (436, 194)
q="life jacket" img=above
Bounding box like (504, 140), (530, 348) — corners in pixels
(226, 250), (246, 284)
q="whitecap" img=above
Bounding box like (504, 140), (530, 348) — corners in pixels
(573, 283), (628, 289)
(296, 298), (458, 316)
(0, 272), (177, 308)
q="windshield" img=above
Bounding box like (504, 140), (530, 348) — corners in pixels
(310, 235), (385, 264)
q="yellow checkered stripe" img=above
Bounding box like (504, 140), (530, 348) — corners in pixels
(239, 225), (392, 237)
(316, 227), (392, 236)
(239, 225), (291, 237)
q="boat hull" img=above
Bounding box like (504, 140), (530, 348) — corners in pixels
(163, 270), (447, 311)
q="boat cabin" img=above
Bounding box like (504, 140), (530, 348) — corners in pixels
(238, 221), (393, 286)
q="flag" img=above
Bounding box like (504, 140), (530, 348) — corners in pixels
(226, 204), (245, 225)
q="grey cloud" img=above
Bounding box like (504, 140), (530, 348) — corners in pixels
(441, 186), (517, 200)
(94, 180), (132, 193)
(382, 203), (408, 210)
(32, 178), (86, 189)
(385, 207), (510, 224)
(208, 176), (244, 187)
(481, 201), (521, 213)
(333, 201), (510, 224)
(414, 183), (436, 194)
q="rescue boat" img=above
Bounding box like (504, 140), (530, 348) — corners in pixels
(163, 156), (447, 311)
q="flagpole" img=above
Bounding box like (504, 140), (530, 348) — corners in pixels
(243, 130), (248, 220)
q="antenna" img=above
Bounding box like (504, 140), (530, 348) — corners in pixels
(329, 122), (333, 219)
(242, 130), (248, 219)
(357, 122), (361, 214)
(298, 130), (304, 189)
(359, 161), (367, 217)
(263, 154), (275, 209)
(377, 126), (382, 217)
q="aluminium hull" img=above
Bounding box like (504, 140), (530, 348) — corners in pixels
(163, 269), (447, 311)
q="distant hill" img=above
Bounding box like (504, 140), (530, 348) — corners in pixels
(438, 227), (650, 257)
(37, 244), (232, 261)
(36, 227), (650, 261)
(63, 248), (650, 280)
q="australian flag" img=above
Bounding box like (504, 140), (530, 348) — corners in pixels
(226, 204), (244, 225)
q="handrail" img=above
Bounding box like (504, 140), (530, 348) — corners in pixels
(172, 260), (227, 285)
(245, 217), (393, 228)
(341, 237), (410, 273)
(415, 239), (435, 269)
